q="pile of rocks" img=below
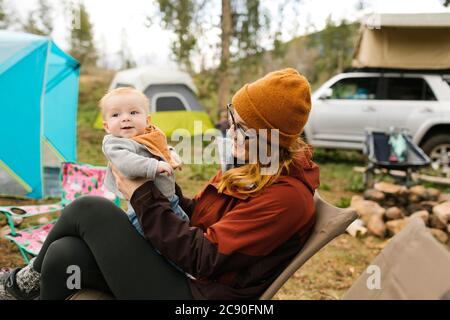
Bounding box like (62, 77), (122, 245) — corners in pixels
(347, 182), (450, 244)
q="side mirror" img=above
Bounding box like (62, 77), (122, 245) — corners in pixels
(319, 88), (333, 100)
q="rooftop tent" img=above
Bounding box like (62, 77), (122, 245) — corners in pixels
(352, 13), (450, 70)
(0, 31), (79, 199)
(94, 66), (214, 137)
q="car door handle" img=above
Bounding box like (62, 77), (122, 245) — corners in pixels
(363, 106), (376, 112)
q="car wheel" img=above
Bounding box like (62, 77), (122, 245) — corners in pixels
(421, 134), (450, 176)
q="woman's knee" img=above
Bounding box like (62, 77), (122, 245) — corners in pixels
(40, 237), (94, 299)
(62, 196), (123, 224)
(40, 238), (78, 285)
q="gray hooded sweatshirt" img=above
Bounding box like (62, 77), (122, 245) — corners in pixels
(102, 134), (178, 200)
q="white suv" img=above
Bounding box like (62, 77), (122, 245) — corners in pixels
(305, 71), (450, 174)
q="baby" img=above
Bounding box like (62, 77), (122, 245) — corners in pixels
(99, 87), (189, 237)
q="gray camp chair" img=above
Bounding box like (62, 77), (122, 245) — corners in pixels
(343, 217), (450, 300)
(68, 192), (358, 300)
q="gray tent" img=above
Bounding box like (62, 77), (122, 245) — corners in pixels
(94, 66), (214, 136)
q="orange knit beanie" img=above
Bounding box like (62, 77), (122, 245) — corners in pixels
(231, 68), (312, 148)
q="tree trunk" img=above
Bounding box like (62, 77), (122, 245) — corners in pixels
(218, 0), (232, 113)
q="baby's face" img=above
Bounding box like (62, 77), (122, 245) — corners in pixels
(102, 93), (148, 138)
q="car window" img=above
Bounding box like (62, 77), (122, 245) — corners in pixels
(155, 96), (187, 112)
(443, 77), (450, 87)
(330, 77), (379, 100)
(385, 77), (436, 101)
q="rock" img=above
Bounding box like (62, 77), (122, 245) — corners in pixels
(429, 228), (449, 244)
(346, 219), (367, 237)
(432, 201), (450, 225)
(406, 203), (424, 215)
(386, 218), (410, 236)
(363, 189), (385, 203)
(350, 195), (364, 206)
(350, 198), (386, 225)
(374, 182), (406, 195)
(438, 193), (450, 203)
(430, 214), (447, 230)
(426, 188), (441, 201)
(410, 210), (429, 224)
(410, 185), (428, 199)
(12, 216), (23, 227)
(396, 195), (409, 206)
(419, 201), (438, 213)
(408, 193), (422, 203)
(0, 225), (11, 237)
(37, 217), (50, 225)
(367, 214), (386, 238)
(385, 207), (404, 220)
(384, 197), (399, 207)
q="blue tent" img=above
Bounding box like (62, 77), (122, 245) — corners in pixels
(0, 31), (79, 199)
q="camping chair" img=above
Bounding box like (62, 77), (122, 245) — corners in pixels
(67, 191), (358, 300)
(0, 162), (119, 263)
(259, 192), (358, 299)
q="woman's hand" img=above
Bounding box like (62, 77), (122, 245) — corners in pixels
(157, 161), (173, 176)
(111, 164), (148, 201)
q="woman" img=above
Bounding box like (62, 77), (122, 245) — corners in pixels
(0, 68), (320, 300)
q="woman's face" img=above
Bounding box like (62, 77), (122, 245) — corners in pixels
(229, 109), (250, 161)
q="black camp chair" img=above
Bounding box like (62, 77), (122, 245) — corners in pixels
(363, 128), (431, 188)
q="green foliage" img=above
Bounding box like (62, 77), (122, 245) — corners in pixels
(155, 0), (274, 112)
(186, 164), (219, 181)
(232, 0), (267, 59)
(345, 174), (365, 193)
(0, 0), (7, 29)
(306, 18), (359, 84)
(336, 197), (351, 208)
(69, 3), (98, 70)
(22, 0), (53, 35)
(119, 28), (136, 69)
(313, 148), (365, 165)
(319, 183), (331, 191)
(156, 0), (206, 72)
(192, 18), (360, 119)
(76, 72), (114, 165)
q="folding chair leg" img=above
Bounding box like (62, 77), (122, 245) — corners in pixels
(18, 247), (31, 264)
(5, 213), (17, 236)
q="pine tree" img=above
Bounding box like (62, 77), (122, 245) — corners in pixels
(155, 0), (274, 112)
(0, 0), (8, 29)
(23, 0), (53, 35)
(37, 0), (53, 35)
(218, 0), (232, 113)
(156, 0), (204, 73)
(119, 28), (136, 69)
(69, 2), (97, 69)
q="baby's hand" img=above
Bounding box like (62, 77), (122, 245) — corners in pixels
(157, 161), (173, 176)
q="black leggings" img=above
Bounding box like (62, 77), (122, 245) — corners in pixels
(31, 196), (193, 300)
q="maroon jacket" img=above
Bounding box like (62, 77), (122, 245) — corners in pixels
(130, 146), (320, 299)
